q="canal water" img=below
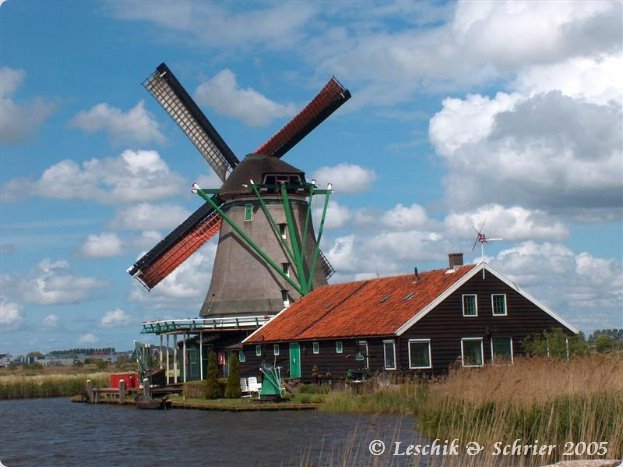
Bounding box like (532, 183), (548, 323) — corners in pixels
(0, 398), (431, 466)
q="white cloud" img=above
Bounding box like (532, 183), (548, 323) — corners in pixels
(100, 308), (133, 327)
(490, 242), (623, 332)
(1, 258), (107, 306)
(195, 69), (296, 126)
(130, 246), (217, 309)
(430, 91), (622, 219)
(80, 232), (123, 258)
(110, 203), (191, 231)
(108, 1), (317, 51)
(78, 333), (98, 344)
(514, 53), (623, 106)
(2, 149), (185, 204)
(0, 298), (23, 330)
(42, 314), (59, 328)
(312, 163), (377, 193)
(0, 66), (55, 143)
(70, 101), (165, 145)
(444, 205), (569, 242)
(381, 203), (435, 231)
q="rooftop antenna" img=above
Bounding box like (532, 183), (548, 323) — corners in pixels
(472, 219), (503, 277)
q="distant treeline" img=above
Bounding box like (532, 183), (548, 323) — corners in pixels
(47, 348), (116, 357)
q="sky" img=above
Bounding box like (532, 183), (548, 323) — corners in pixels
(1, 0), (621, 356)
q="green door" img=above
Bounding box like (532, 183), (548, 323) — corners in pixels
(289, 343), (301, 378)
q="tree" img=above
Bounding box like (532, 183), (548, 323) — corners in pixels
(224, 353), (241, 399)
(595, 334), (613, 353)
(523, 328), (588, 358)
(204, 351), (220, 399)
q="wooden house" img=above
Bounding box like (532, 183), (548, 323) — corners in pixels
(241, 255), (578, 381)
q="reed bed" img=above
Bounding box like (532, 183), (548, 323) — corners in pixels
(0, 372), (109, 399)
(319, 355), (623, 465)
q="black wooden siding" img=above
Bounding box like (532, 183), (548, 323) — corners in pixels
(241, 270), (574, 380)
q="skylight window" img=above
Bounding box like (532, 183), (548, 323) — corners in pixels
(403, 292), (416, 301)
(380, 294), (392, 303)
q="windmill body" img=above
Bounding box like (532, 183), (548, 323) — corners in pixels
(128, 63), (349, 326)
(201, 154), (329, 317)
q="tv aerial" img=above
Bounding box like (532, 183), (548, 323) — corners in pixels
(472, 219), (503, 265)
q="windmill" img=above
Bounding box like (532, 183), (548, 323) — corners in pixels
(472, 219), (503, 265)
(127, 63), (350, 319)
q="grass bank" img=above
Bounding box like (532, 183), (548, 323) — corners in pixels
(0, 373), (109, 399)
(320, 355), (623, 464)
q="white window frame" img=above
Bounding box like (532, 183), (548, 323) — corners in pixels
(278, 223), (287, 239)
(255, 345), (262, 357)
(491, 294), (507, 316)
(461, 337), (484, 367)
(462, 294), (478, 317)
(312, 341), (320, 354)
(281, 290), (290, 308)
(238, 351), (246, 363)
(282, 263), (290, 278)
(408, 339), (432, 369)
(335, 341), (343, 354)
(383, 339), (397, 370)
(357, 340), (369, 369)
(490, 336), (513, 365)
(273, 344), (280, 356)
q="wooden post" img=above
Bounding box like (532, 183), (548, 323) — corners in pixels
(143, 378), (150, 398)
(119, 379), (126, 404)
(86, 379), (94, 403)
(159, 334), (164, 369)
(182, 334), (187, 384)
(166, 334), (170, 384)
(199, 331), (204, 381)
(173, 334), (178, 384)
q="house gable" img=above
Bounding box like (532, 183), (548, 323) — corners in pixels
(395, 263), (577, 335)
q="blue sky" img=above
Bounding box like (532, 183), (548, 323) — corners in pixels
(1, 0), (621, 356)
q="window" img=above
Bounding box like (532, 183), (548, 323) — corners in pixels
(408, 339), (432, 369)
(244, 204), (253, 221)
(491, 337), (513, 365)
(238, 351), (246, 363)
(255, 345), (262, 357)
(357, 341), (369, 369)
(278, 223), (287, 239)
(312, 341), (320, 354)
(273, 344), (280, 356)
(282, 263), (290, 278)
(281, 290), (290, 308)
(383, 340), (396, 370)
(491, 294), (507, 316)
(462, 294), (478, 317)
(461, 338), (484, 367)
(335, 341), (343, 354)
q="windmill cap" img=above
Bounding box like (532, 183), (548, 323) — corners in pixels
(219, 154), (307, 199)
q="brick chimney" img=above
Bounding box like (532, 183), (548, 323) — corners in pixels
(448, 253), (464, 269)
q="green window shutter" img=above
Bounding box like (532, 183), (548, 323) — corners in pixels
(244, 204), (253, 221)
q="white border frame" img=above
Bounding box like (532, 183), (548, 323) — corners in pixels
(273, 343), (280, 356)
(461, 337), (484, 367)
(336, 341), (343, 354)
(312, 341), (320, 354)
(357, 340), (369, 369)
(382, 339), (397, 370)
(490, 336), (514, 365)
(462, 294), (478, 317)
(408, 338), (432, 369)
(491, 294), (507, 316)
(255, 344), (262, 357)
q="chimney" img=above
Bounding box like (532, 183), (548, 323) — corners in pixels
(414, 267), (419, 281)
(448, 253), (464, 269)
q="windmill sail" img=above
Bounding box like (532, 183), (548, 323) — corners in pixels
(128, 200), (222, 289)
(254, 77), (351, 159)
(143, 63), (239, 181)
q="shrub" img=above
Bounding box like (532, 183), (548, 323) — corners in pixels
(224, 354), (241, 399)
(204, 351), (220, 399)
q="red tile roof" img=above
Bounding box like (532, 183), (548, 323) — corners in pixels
(246, 264), (476, 343)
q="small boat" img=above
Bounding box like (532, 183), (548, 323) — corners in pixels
(134, 394), (172, 410)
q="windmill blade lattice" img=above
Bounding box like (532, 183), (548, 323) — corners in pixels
(143, 63), (239, 181)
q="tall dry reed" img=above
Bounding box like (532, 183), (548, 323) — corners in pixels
(0, 373), (109, 399)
